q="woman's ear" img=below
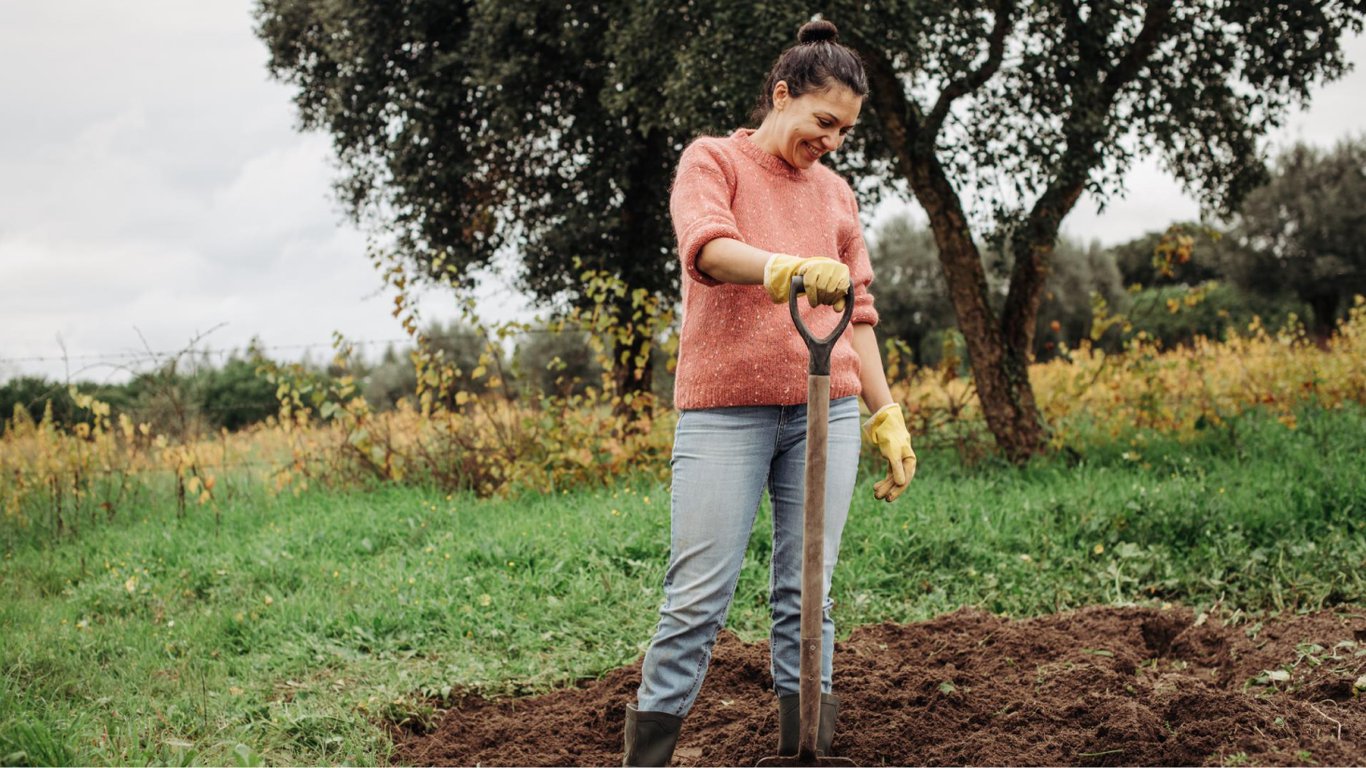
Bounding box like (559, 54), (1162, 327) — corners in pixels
(772, 80), (789, 111)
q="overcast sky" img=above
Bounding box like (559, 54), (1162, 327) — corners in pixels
(2, 3), (1363, 384)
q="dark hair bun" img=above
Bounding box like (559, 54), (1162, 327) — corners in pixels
(797, 19), (838, 45)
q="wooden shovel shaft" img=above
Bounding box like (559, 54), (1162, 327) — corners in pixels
(799, 373), (830, 760)
(772, 276), (857, 767)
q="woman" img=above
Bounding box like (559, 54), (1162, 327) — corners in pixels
(623, 19), (917, 766)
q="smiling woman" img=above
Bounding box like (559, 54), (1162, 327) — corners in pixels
(622, 18), (917, 767)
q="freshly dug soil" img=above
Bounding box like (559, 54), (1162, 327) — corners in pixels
(394, 606), (1366, 766)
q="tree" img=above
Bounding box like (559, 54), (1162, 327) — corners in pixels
(1224, 138), (1366, 338)
(359, 321), (501, 410)
(254, 1), (676, 401)
(684, 1), (1362, 459)
(1123, 282), (1310, 347)
(0, 377), (79, 434)
(258, 1), (1363, 461)
(870, 213), (1124, 363)
(364, 343), (417, 411)
(195, 357), (279, 431)
(838, 0), (1361, 460)
(514, 328), (604, 398)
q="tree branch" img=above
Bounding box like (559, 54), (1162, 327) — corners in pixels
(1098, 0), (1173, 104)
(925, 0), (1017, 139)
(1057, 0), (1084, 39)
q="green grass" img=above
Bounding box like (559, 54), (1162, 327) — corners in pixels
(1, 404), (1363, 765)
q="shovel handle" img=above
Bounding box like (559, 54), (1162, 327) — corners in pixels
(789, 275), (856, 376)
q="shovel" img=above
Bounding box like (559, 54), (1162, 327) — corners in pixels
(757, 275), (858, 767)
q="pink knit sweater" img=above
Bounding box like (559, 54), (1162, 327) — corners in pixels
(670, 128), (879, 410)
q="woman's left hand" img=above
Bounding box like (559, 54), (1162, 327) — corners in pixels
(863, 404), (917, 502)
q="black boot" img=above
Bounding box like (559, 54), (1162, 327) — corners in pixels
(777, 692), (840, 756)
(623, 704), (683, 767)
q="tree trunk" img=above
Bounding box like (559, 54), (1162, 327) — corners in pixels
(896, 112), (1048, 461)
(610, 132), (666, 425)
(918, 180), (1046, 464)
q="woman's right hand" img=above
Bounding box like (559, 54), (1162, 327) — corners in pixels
(763, 254), (851, 311)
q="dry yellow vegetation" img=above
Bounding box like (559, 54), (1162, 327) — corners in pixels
(4, 297), (1364, 537)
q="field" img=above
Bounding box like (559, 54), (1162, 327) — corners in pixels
(3, 401), (1365, 765)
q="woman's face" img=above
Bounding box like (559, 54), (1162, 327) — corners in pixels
(768, 81), (862, 170)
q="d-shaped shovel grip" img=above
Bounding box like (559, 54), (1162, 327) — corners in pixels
(789, 275), (856, 376)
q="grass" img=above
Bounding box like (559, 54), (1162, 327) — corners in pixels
(1, 403), (1363, 765)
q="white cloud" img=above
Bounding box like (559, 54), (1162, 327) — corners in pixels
(204, 136), (352, 265)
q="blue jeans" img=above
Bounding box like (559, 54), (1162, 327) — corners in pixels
(635, 396), (862, 717)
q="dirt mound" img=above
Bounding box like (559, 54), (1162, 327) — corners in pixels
(394, 606), (1366, 766)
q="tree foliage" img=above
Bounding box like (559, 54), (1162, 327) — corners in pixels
(513, 329), (604, 399)
(193, 358), (279, 432)
(868, 214), (956, 365)
(1033, 237), (1125, 359)
(0, 358), (279, 438)
(360, 320), (501, 410)
(1110, 223), (1229, 289)
(1122, 282), (1309, 347)
(0, 377), (84, 435)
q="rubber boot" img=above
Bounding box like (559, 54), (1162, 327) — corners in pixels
(777, 692), (840, 756)
(623, 704), (683, 767)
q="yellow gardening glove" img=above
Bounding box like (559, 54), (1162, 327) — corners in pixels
(763, 253), (850, 311)
(863, 404), (917, 502)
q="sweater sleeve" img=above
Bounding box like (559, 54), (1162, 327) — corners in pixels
(841, 185), (880, 327)
(670, 140), (742, 287)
